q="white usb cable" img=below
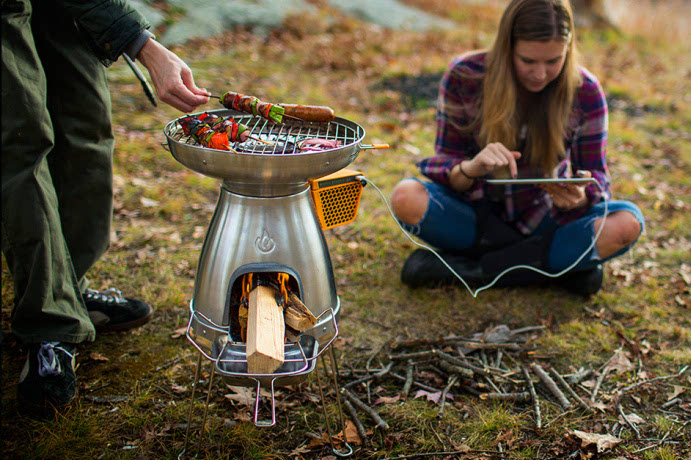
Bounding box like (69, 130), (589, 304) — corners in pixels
(361, 176), (608, 298)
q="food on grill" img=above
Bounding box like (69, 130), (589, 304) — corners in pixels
(281, 104), (335, 123)
(221, 91), (335, 123)
(178, 112), (249, 151)
(297, 138), (342, 152)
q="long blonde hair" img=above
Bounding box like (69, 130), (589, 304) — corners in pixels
(480, 0), (582, 174)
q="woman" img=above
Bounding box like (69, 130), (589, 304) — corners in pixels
(390, 0), (643, 295)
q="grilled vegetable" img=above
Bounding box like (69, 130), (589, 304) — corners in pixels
(178, 113), (249, 150)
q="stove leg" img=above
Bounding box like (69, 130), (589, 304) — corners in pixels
(316, 347), (353, 457)
(195, 362), (217, 455)
(182, 351), (204, 457)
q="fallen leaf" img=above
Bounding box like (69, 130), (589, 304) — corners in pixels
(374, 395), (400, 405)
(449, 440), (472, 452)
(414, 390), (442, 403)
(332, 420), (362, 445)
(140, 197), (159, 207)
(308, 435), (328, 448)
(171, 383), (187, 394)
(620, 412), (646, 425)
(232, 412), (252, 423)
(604, 347), (635, 373)
(573, 430), (622, 453)
(667, 385), (686, 400)
(288, 444), (312, 456)
(590, 401), (609, 412)
(224, 386), (255, 406)
(89, 352), (109, 362)
(170, 327), (187, 339)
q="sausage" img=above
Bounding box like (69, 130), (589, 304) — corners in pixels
(280, 104), (335, 123)
(220, 91), (335, 123)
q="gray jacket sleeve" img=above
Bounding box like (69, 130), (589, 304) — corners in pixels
(57, 0), (151, 66)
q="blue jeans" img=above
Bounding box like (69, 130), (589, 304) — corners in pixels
(398, 180), (645, 272)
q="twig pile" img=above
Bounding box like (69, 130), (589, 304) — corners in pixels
(334, 325), (690, 453)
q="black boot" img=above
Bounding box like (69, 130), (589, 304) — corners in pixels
(554, 264), (604, 296)
(477, 232), (556, 287)
(400, 248), (482, 288)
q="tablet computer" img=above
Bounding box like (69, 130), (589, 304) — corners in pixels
(485, 177), (595, 185)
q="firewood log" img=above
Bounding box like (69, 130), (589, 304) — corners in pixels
(247, 285), (285, 374)
(283, 292), (317, 332)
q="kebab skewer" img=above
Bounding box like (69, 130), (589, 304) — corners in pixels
(220, 91), (335, 124)
(178, 113), (250, 151)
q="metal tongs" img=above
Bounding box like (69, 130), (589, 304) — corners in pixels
(123, 54), (157, 107)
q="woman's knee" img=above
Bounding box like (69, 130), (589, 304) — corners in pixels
(390, 179), (429, 225)
(595, 211), (643, 257)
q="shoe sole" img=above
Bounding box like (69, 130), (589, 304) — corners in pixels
(94, 308), (154, 333)
(17, 389), (77, 418)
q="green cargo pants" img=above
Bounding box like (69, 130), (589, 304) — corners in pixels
(1, 0), (114, 343)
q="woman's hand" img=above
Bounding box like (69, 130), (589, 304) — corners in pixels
(540, 170), (591, 210)
(136, 39), (210, 113)
(463, 143), (522, 179)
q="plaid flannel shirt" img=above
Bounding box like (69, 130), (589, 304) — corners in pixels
(417, 52), (611, 234)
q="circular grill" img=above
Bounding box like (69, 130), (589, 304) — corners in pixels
(165, 111), (364, 155)
(163, 110), (368, 196)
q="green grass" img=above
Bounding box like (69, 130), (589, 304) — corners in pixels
(3, 1), (691, 459)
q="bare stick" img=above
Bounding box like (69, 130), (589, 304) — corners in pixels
(402, 360), (414, 398)
(494, 350), (504, 369)
(509, 325), (547, 337)
(451, 341), (520, 351)
(438, 359), (474, 379)
(343, 362), (393, 389)
(568, 368), (593, 385)
(660, 398), (682, 409)
(437, 375), (458, 419)
(343, 399), (368, 447)
(391, 372), (439, 393)
(614, 365), (689, 406)
(342, 388), (389, 430)
(522, 366), (541, 430)
(591, 366), (610, 402)
(617, 400), (641, 439)
(366, 342), (386, 372)
(531, 363), (572, 410)
(436, 350), (489, 375)
(152, 352), (194, 373)
(548, 368), (590, 411)
(480, 391), (530, 402)
(389, 350), (436, 361)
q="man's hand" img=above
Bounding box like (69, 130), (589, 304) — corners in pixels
(540, 170), (591, 210)
(136, 39), (209, 113)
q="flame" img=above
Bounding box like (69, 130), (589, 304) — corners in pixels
(240, 273), (253, 303)
(237, 272), (290, 343)
(277, 272), (289, 305)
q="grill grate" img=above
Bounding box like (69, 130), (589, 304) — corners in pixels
(167, 114), (364, 155)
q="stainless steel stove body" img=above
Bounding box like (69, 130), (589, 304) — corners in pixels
(164, 110), (375, 388)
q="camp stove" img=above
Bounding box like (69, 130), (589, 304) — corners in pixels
(163, 109), (386, 452)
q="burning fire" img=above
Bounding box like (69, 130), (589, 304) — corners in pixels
(238, 272), (291, 342)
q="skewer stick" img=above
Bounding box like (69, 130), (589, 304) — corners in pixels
(249, 136), (275, 146)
